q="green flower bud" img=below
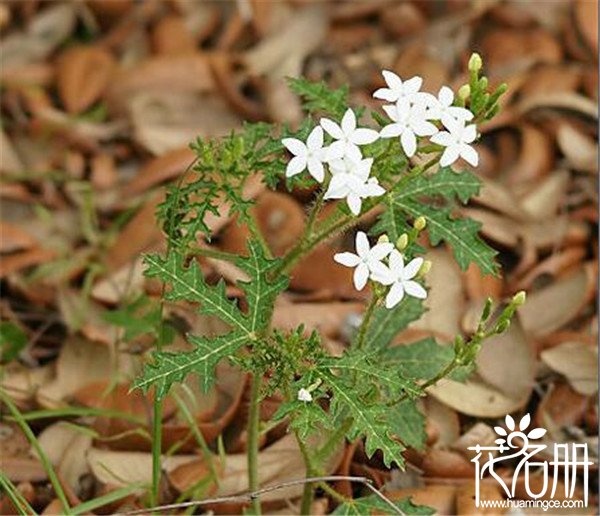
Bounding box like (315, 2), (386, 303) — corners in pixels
(414, 216), (427, 231)
(396, 233), (408, 251)
(378, 234), (390, 244)
(512, 291), (526, 306)
(469, 52), (482, 72)
(418, 260), (432, 277)
(458, 84), (471, 101)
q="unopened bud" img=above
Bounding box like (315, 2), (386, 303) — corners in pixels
(418, 260), (432, 277)
(414, 216), (426, 231)
(458, 84), (471, 101)
(495, 319), (510, 334)
(468, 52), (482, 73)
(512, 291), (526, 306)
(396, 233), (408, 250)
(378, 234), (390, 244)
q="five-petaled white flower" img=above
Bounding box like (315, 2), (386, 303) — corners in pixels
(297, 388), (313, 402)
(320, 109), (379, 161)
(324, 157), (385, 215)
(424, 86), (474, 127)
(373, 71), (424, 104)
(430, 118), (479, 167)
(380, 98), (438, 157)
(373, 250), (427, 308)
(333, 231), (393, 290)
(282, 126), (327, 182)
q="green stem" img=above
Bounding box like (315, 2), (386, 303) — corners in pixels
(247, 374), (262, 515)
(0, 391), (71, 514)
(0, 471), (37, 515)
(355, 294), (378, 350)
(150, 398), (162, 507)
(296, 434), (315, 515)
(246, 215), (273, 260)
(190, 246), (239, 263)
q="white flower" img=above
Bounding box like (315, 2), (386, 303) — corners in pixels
(320, 109), (379, 161)
(379, 98), (438, 157)
(430, 118), (478, 167)
(324, 157), (385, 215)
(333, 231), (393, 290)
(297, 388), (313, 402)
(282, 126), (327, 182)
(426, 86), (474, 127)
(373, 250), (427, 308)
(373, 71), (424, 104)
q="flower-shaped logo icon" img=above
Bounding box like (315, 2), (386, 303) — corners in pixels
(493, 414), (546, 448)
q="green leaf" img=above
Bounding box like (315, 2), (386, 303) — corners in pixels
(383, 338), (454, 380)
(287, 77), (349, 118)
(132, 332), (247, 398)
(0, 322), (28, 362)
(362, 296), (425, 351)
(376, 168), (498, 275)
(144, 253), (249, 335)
(387, 399), (427, 450)
(318, 369), (406, 468)
(332, 495), (434, 515)
(273, 397), (332, 440)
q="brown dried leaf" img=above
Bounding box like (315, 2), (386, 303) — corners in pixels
(541, 341), (598, 395)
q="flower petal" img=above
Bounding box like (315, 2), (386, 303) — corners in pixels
(306, 126), (324, 150)
(462, 124), (478, 143)
(286, 155), (307, 177)
(388, 249), (404, 271)
(355, 231), (370, 257)
(380, 123), (403, 139)
(382, 104), (398, 121)
(369, 242), (394, 261)
(341, 109), (356, 135)
(368, 259), (391, 279)
(282, 138), (306, 156)
(385, 282), (405, 308)
(320, 117), (344, 139)
(430, 131), (454, 147)
(403, 280), (427, 299)
(403, 76), (423, 95)
(411, 119), (438, 137)
(325, 141), (346, 161)
(334, 252), (361, 267)
(382, 70), (403, 90)
(439, 146), (460, 167)
(373, 88), (398, 102)
(351, 128), (379, 145)
(353, 262), (369, 290)
(347, 193), (362, 215)
(438, 86), (454, 107)
(400, 129), (417, 157)
(402, 257), (424, 279)
(307, 158), (325, 183)
(460, 144), (479, 167)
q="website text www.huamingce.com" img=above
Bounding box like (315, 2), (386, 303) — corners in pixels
(478, 499), (586, 512)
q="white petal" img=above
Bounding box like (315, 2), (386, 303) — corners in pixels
(385, 282), (405, 308)
(371, 267), (395, 286)
(382, 104), (398, 121)
(368, 259), (391, 278)
(297, 388), (312, 402)
(354, 158), (373, 181)
(282, 138), (306, 156)
(328, 173), (350, 193)
(382, 70), (403, 90)
(388, 249), (404, 271)
(373, 88), (398, 102)
(334, 252), (361, 267)
(307, 158), (325, 183)
(438, 86), (454, 107)
(414, 92), (437, 110)
(400, 129), (417, 157)
(355, 231), (370, 257)
(324, 180), (348, 199)
(441, 115), (462, 134)
(403, 76), (423, 95)
(439, 146), (460, 167)
(402, 257), (423, 279)
(447, 106), (474, 122)
(325, 141), (346, 161)
(430, 131), (454, 147)
(351, 128), (379, 145)
(347, 194), (362, 215)
(462, 124), (478, 143)
(306, 126), (324, 150)
(353, 263), (369, 290)
(460, 144), (479, 167)
(403, 280), (427, 299)
(363, 181), (385, 197)
(380, 123), (403, 139)
(411, 119), (438, 137)
(286, 155), (307, 177)
(341, 109), (356, 135)
(320, 118), (344, 139)
(369, 242), (394, 261)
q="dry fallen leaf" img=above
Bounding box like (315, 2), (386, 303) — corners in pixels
(541, 341), (598, 395)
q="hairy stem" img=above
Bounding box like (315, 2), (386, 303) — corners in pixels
(247, 374), (262, 515)
(355, 294), (378, 350)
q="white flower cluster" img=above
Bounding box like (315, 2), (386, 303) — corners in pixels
(334, 231), (427, 308)
(282, 71), (479, 217)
